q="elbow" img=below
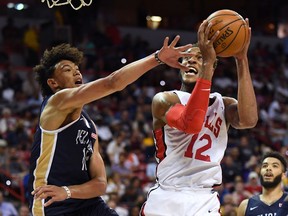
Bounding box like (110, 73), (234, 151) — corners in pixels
(247, 117), (258, 128)
(98, 181), (107, 196)
(238, 116), (258, 129)
(245, 114), (258, 128)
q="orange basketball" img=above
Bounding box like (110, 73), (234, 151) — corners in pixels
(206, 9), (249, 57)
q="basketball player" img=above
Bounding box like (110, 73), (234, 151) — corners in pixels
(140, 19), (258, 216)
(237, 152), (288, 216)
(28, 36), (193, 216)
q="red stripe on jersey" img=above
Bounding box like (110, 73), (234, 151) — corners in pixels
(153, 128), (166, 162)
(91, 132), (97, 139)
(140, 202), (146, 216)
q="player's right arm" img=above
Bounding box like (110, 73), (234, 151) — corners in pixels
(152, 91), (180, 130)
(51, 36), (193, 111)
(152, 78), (212, 134)
(237, 199), (248, 216)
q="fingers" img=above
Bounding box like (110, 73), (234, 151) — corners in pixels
(162, 36), (169, 47)
(169, 35), (180, 47)
(44, 197), (54, 207)
(178, 44), (193, 52)
(209, 29), (219, 43)
(32, 185), (66, 207)
(244, 18), (249, 27)
(198, 20), (208, 40)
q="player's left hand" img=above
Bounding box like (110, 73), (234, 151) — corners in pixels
(157, 35), (194, 71)
(31, 185), (68, 207)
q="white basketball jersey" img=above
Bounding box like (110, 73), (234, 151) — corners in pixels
(153, 91), (228, 189)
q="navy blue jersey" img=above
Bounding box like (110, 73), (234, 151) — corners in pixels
(28, 96), (114, 216)
(245, 193), (288, 216)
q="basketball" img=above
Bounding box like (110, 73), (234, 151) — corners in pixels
(206, 9), (249, 57)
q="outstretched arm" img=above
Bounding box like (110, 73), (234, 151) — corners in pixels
(225, 19), (258, 129)
(53, 35), (193, 110)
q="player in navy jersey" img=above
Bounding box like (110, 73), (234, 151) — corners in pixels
(238, 152), (288, 216)
(140, 19), (258, 216)
(28, 36), (194, 216)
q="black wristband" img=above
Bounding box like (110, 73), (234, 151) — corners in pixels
(155, 50), (165, 65)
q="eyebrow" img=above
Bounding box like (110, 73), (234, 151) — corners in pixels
(262, 162), (280, 166)
(56, 64), (75, 71)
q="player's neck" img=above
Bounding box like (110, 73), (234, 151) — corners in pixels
(180, 83), (195, 92)
(261, 186), (283, 205)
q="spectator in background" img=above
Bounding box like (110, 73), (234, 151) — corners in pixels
(0, 191), (18, 216)
(107, 132), (127, 165)
(231, 179), (253, 206)
(0, 108), (17, 138)
(18, 204), (30, 216)
(244, 171), (262, 195)
(23, 24), (40, 67)
(1, 17), (21, 53)
(221, 154), (242, 189)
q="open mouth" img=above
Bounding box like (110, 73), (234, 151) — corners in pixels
(264, 173), (273, 178)
(75, 80), (82, 84)
(185, 68), (198, 75)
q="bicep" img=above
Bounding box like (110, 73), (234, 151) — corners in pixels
(89, 140), (107, 182)
(152, 92), (179, 125)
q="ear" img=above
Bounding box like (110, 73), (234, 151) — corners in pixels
(47, 78), (58, 89)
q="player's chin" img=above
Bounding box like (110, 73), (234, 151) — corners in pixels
(182, 77), (197, 86)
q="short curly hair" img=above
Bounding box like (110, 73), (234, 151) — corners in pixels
(34, 43), (83, 97)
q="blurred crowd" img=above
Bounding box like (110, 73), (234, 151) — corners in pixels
(0, 15), (288, 216)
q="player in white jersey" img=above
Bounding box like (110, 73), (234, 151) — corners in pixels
(140, 19), (258, 215)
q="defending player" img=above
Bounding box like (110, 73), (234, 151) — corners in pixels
(28, 36), (193, 216)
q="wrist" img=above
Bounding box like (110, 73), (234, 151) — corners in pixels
(62, 186), (71, 199)
(197, 78), (212, 86)
(154, 50), (165, 65)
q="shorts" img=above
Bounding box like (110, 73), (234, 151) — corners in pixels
(140, 185), (221, 216)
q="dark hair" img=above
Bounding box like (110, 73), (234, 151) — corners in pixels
(34, 43), (83, 97)
(262, 151), (287, 172)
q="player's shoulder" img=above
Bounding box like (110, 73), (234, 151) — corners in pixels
(222, 95), (237, 105)
(237, 198), (249, 216)
(152, 90), (180, 103)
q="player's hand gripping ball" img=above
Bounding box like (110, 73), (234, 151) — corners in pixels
(207, 9), (249, 57)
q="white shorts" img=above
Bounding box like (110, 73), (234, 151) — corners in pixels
(140, 185), (221, 216)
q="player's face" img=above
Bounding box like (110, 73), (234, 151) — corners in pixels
(260, 157), (285, 188)
(50, 60), (83, 90)
(180, 47), (202, 85)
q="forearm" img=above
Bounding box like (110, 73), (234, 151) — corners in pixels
(236, 57), (258, 127)
(55, 54), (159, 109)
(111, 53), (158, 91)
(68, 178), (107, 199)
(166, 79), (211, 134)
